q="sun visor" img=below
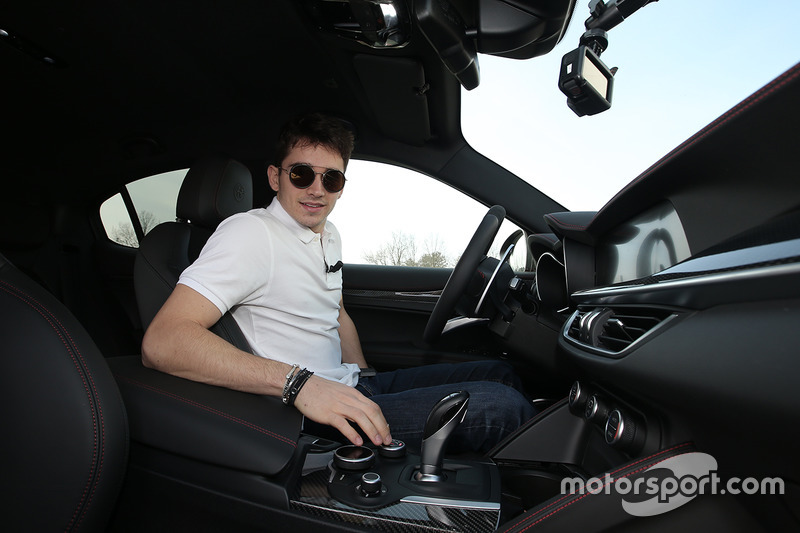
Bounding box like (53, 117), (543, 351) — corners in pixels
(353, 55), (431, 145)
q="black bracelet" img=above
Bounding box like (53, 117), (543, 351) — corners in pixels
(282, 364), (300, 400)
(285, 368), (313, 407)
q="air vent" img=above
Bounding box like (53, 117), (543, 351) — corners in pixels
(564, 307), (676, 357)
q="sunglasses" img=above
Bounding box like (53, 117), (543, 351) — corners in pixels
(279, 163), (346, 193)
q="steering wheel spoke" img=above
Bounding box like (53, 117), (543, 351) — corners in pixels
(423, 205), (506, 344)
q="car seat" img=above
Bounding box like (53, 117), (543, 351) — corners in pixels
(0, 252), (128, 531)
(133, 155), (254, 351)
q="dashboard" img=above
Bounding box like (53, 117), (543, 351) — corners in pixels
(507, 63), (800, 492)
(595, 201), (691, 286)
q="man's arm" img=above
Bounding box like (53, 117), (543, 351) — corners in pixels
(142, 284), (391, 446)
(338, 298), (368, 369)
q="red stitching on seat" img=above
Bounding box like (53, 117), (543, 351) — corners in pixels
(502, 442), (694, 532)
(114, 374), (297, 448)
(0, 279), (103, 530)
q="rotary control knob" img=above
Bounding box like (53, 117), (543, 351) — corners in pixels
(604, 409), (645, 454)
(333, 445), (375, 471)
(605, 409), (625, 445)
(584, 394), (609, 425)
(568, 381), (588, 415)
(360, 472), (382, 497)
(378, 439), (406, 458)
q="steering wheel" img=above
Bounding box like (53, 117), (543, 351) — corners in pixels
(423, 205), (505, 344)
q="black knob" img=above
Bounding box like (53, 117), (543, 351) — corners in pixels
(378, 439), (406, 458)
(584, 394), (609, 424)
(333, 445), (375, 471)
(604, 409), (645, 454)
(360, 472), (382, 497)
(568, 381), (588, 415)
(605, 409), (624, 445)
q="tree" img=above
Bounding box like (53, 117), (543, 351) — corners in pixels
(363, 231), (452, 267)
(417, 250), (449, 268)
(363, 231), (417, 266)
(110, 210), (160, 248)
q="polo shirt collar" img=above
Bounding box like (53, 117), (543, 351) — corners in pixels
(266, 197), (332, 244)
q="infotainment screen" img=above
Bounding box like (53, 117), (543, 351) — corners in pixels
(596, 201), (691, 286)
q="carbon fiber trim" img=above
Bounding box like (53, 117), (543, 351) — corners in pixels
(291, 470), (500, 533)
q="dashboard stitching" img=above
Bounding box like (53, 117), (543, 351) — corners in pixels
(619, 64), (800, 197)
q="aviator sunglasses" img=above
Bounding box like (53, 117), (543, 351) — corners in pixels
(279, 163), (346, 193)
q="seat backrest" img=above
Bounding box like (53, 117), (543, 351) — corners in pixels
(0, 253), (128, 532)
(134, 156), (254, 350)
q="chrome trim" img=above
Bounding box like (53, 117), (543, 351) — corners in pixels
(562, 308), (679, 357)
(442, 316), (490, 334)
(605, 410), (624, 445)
(573, 261), (800, 304)
(394, 291), (441, 298)
(399, 495), (501, 511)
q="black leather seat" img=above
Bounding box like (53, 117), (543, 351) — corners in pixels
(0, 252), (128, 531)
(134, 155), (254, 350)
(110, 157), (302, 522)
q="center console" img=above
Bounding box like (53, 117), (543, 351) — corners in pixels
(290, 391), (503, 532)
(289, 384), (660, 533)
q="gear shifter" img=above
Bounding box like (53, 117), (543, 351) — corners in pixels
(414, 391), (470, 482)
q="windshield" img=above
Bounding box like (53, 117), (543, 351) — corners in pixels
(462, 0), (800, 211)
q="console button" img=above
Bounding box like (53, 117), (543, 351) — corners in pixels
(605, 409), (623, 445)
(378, 439), (406, 458)
(584, 394), (609, 425)
(333, 445), (375, 471)
(360, 472), (382, 497)
(568, 381), (584, 412)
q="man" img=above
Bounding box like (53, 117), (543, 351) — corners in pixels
(142, 113), (534, 453)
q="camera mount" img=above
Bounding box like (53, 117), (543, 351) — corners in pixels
(559, 0), (658, 116)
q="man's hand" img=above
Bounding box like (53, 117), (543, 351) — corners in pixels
(294, 375), (392, 447)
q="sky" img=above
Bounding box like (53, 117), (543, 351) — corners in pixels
(460, 0), (800, 212)
(105, 0), (800, 264)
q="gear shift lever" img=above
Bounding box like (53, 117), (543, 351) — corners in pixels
(415, 391), (470, 482)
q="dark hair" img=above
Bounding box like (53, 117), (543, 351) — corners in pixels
(274, 112), (355, 169)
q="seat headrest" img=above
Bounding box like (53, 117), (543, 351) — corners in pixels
(176, 156), (253, 229)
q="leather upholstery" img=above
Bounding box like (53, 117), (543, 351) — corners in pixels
(109, 356), (300, 476)
(134, 155), (254, 349)
(0, 253), (128, 532)
(176, 156), (254, 228)
(126, 156), (301, 488)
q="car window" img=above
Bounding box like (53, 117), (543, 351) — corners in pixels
(332, 160), (526, 269)
(462, 0), (800, 212)
(99, 169), (187, 247)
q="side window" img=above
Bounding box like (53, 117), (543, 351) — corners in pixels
(99, 169), (188, 247)
(331, 160), (526, 269)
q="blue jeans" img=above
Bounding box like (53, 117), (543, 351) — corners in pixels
(355, 360), (535, 454)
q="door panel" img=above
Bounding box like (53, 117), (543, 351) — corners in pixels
(343, 263), (505, 370)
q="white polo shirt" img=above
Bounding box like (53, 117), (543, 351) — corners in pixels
(178, 197), (359, 386)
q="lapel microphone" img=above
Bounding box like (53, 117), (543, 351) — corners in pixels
(326, 260), (343, 273)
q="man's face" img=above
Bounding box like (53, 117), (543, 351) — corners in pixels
(268, 142), (344, 234)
